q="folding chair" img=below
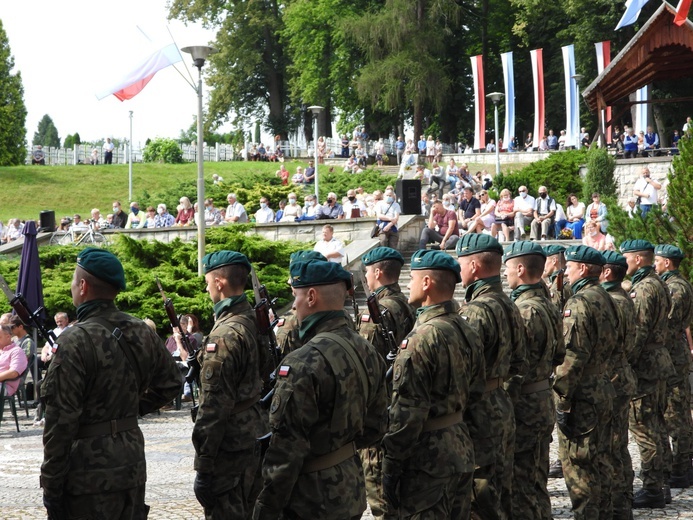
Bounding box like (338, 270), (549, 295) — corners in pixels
(0, 377), (22, 432)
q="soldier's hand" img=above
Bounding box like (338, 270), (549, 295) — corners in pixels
(43, 494), (65, 520)
(382, 473), (401, 510)
(194, 472), (216, 509)
(556, 409), (573, 438)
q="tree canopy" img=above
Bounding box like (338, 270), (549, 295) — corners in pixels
(0, 20), (27, 166)
(33, 114), (61, 148)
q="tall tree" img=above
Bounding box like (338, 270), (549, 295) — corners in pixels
(0, 20), (27, 166)
(33, 114), (60, 148)
(169, 0), (294, 139)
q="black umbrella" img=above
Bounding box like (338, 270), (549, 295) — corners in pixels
(16, 220), (46, 405)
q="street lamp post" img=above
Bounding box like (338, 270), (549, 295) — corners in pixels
(486, 92), (503, 176)
(128, 111), (133, 202)
(307, 106), (323, 200)
(571, 74), (584, 149)
(181, 45), (217, 276)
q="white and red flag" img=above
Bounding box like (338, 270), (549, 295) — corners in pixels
(675, 0), (692, 25)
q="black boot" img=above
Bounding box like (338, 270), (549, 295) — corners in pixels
(669, 472), (690, 489)
(663, 484), (672, 504)
(548, 459), (563, 478)
(632, 488), (665, 509)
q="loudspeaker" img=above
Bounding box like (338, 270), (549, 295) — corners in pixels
(396, 179), (421, 215)
(39, 210), (55, 232)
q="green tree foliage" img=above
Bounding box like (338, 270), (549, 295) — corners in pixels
(143, 138), (184, 164)
(583, 146), (617, 200)
(492, 150), (585, 203)
(33, 114), (61, 148)
(0, 229), (305, 337)
(63, 132), (82, 149)
(608, 135), (693, 279)
(0, 20), (27, 166)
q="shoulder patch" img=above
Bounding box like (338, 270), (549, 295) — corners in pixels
(400, 339), (408, 349)
(361, 314), (371, 323)
(630, 291), (636, 299)
(206, 342), (217, 353)
(277, 318), (285, 327)
(563, 309), (571, 317)
(278, 365), (291, 377)
(393, 364), (402, 381)
(270, 394), (281, 413)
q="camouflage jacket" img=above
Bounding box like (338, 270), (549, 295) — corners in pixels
(546, 270), (571, 312)
(358, 283), (415, 362)
(554, 279), (618, 409)
(629, 268), (675, 395)
(382, 300), (485, 478)
(254, 312), (388, 520)
(662, 271), (693, 381)
(275, 309), (300, 356)
(602, 282), (637, 398)
(193, 298), (267, 474)
(459, 278), (527, 466)
(41, 300), (182, 498)
(511, 284), (564, 448)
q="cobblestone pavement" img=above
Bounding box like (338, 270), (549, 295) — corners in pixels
(2, 404), (693, 519)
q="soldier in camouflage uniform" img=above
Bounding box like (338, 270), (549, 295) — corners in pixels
(356, 247), (415, 519)
(543, 244), (571, 312)
(382, 249), (485, 519)
(503, 241), (564, 520)
(193, 251), (268, 519)
(254, 255), (388, 520)
(41, 248), (182, 519)
(456, 234), (527, 520)
(555, 245), (618, 520)
(654, 244), (693, 488)
(600, 250), (638, 519)
(621, 239), (676, 508)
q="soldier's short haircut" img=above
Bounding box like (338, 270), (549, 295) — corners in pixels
(669, 257), (682, 269)
(585, 264), (603, 278)
(80, 268), (119, 300)
(428, 269), (458, 297)
(605, 263), (627, 281)
(476, 251), (502, 272)
(216, 264), (250, 289)
(374, 259), (403, 281)
(639, 250), (654, 264)
(521, 254), (546, 279)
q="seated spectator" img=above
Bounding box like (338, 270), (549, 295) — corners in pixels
(375, 188), (401, 249)
(428, 162), (446, 197)
(642, 126), (660, 157)
(530, 186), (556, 240)
(32, 145), (46, 165)
(248, 144), (259, 161)
(585, 192), (608, 233)
(582, 221), (614, 251)
(365, 195), (377, 217)
(280, 193), (302, 222)
(175, 197), (195, 226)
(671, 130), (681, 155)
(491, 188), (515, 241)
(314, 224), (345, 263)
(524, 133), (534, 151)
(69, 214), (89, 234)
(344, 189), (366, 218)
(275, 144), (284, 162)
(90, 148), (99, 165)
(445, 158), (460, 190)
(125, 202), (145, 229)
(155, 204), (175, 228)
(277, 164), (289, 185)
(625, 197), (638, 219)
(354, 144), (367, 167)
(558, 130), (567, 150)
(105, 214), (115, 228)
(435, 139), (443, 162)
(563, 193), (585, 239)
(468, 190), (496, 234)
(111, 201), (127, 228)
(538, 136), (549, 151)
(255, 197), (275, 224)
(413, 164), (430, 184)
(291, 166), (304, 184)
(401, 139), (417, 169)
(315, 192), (344, 219)
(212, 173), (224, 184)
(637, 131), (646, 154)
(623, 127), (638, 158)
(513, 186), (535, 241)
(481, 170), (493, 190)
(204, 198), (223, 226)
(421, 193), (431, 218)
(581, 131), (590, 148)
(355, 187), (366, 201)
(142, 207), (157, 228)
(90, 208), (108, 231)
(486, 139), (496, 153)
(419, 200), (460, 251)
(457, 187), (481, 233)
(257, 143), (267, 161)
(343, 156), (357, 173)
(459, 166), (478, 191)
(296, 195), (318, 221)
(6, 218), (24, 241)
(225, 193), (248, 223)
(0, 324), (28, 397)
(508, 137), (518, 152)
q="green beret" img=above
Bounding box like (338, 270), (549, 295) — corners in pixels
(565, 245), (606, 266)
(620, 239), (654, 253)
(543, 244), (566, 257)
(503, 241), (547, 263)
(456, 233), (503, 257)
(76, 248), (126, 291)
(290, 259), (352, 289)
(654, 244), (685, 260)
(202, 250), (252, 274)
(410, 249), (461, 283)
(601, 250), (627, 268)
(289, 250), (326, 265)
(362, 247), (404, 266)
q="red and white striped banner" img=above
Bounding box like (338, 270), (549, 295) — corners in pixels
(530, 49), (545, 148)
(595, 41), (612, 143)
(675, 0), (692, 25)
(471, 55), (485, 151)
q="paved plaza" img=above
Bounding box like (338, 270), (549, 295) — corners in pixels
(2, 403), (693, 519)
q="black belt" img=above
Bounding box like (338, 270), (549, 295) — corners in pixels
(76, 416), (138, 439)
(301, 442), (356, 473)
(521, 379), (551, 394)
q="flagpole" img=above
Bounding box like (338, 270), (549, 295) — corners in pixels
(129, 111), (133, 202)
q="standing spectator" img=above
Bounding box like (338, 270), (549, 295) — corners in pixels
(491, 189), (515, 242)
(419, 200), (459, 251)
(375, 138), (386, 167)
(315, 192), (344, 220)
(341, 134), (350, 158)
(513, 186), (535, 241)
(111, 201), (127, 229)
(375, 188), (400, 249)
(204, 198), (223, 226)
(683, 116), (692, 133)
(279, 193), (302, 222)
(303, 160), (316, 184)
(632, 166), (661, 218)
(547, 130), (558, 150)
(524, 132), (534, 151)
(426, 135), (435, 161)
(155, 204), (175, 228)
(395, 136), (405, 165)
(558, 130), (567, 150)
(125, 202), (145, 229)
(623, 127), (639, 158)
(317, 136), (326, 164)
(175, 197), (195, 226)
(585, 192), (609, 233)
(530, 186), (556, 240)
(277, 164), (289, 185)
(313, 224), (345, 263)
(103, 137), (115, 164)
(225, 193), (248, 223)
(254, 197), (275, 224)
(417, 134), (427, 157)
(32, 145), (46, 165)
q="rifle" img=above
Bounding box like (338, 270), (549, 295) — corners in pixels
(366, 293), (399, 381)
(156, 277), (200, 419)
(0, 274), (56, 348)
(348, 273), (359, 324)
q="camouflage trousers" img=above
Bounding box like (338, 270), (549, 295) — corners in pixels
(664, 380), (693, 475)
(204, 450), (261, 520)
(558, 401), (613, 520)
(629, 386), (667, 490)
(611, 394), (634, 520)
(64, 484), (148, 520)
(398, 470), (469, 519)
(470, 430), (515, 520)
(360, 445), (397, 520)
(511, 426), (552, 520)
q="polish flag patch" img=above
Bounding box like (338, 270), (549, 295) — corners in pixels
(630, 291), (637, 299)
(564, 309), (571, 317)
(206, 343), (217, 353)
(361, 314), (371, 323)
(278, 365), (291, 377)
(277, 318), (285, 327)
(400, 339), (408, 349)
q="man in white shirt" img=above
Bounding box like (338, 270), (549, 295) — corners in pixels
(343, 189), (366, 219)
(313, 224), (345, 263)
(254, 197), (275, 224)
(632, 166), (662, 218)
(375, 188), (401, 249)
(225, 193), (248, 223)
(513, 185), (535, 241)
(529, 186), (557, 240)
(103, 137), (115, 164)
